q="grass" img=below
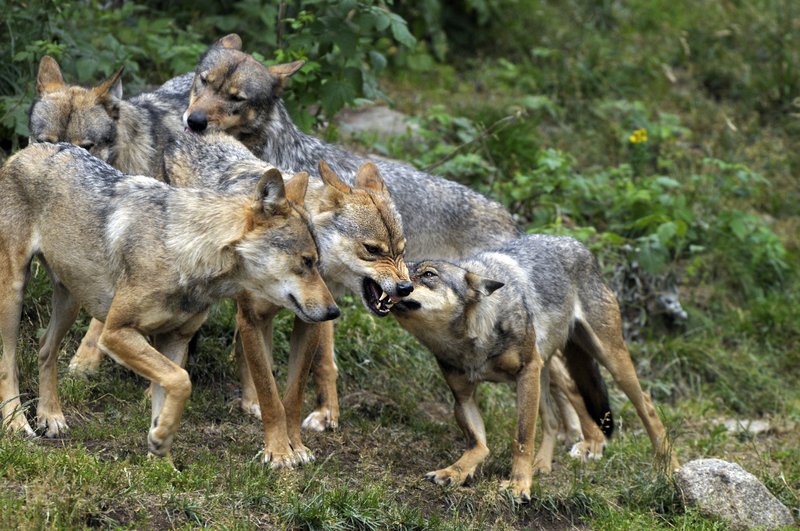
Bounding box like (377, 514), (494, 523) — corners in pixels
(3, 0), (800, 528)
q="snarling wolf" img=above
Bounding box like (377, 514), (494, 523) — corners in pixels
(0, 142), (337, 464)
(163, 131), (410, 459)
(391, 234), (678, 500)
(29, 55), (190, 374)
(177, 34), (526, 431)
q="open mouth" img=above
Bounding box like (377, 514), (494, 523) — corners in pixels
(362, 278), (399, 317)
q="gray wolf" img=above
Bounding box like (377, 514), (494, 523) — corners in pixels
(29, 56), (187, 178)
(29, 55), (190, 375)
(177, 34), (523, 431)
(391, 234), (678, 500)
(0, 142), (337, 465)
(163, 130), (411, 457)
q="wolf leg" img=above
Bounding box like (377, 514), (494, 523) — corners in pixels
(425, 367), (489, 488)
(532, 365), (558, 475)
(68, 318), (106, 375)
(99, 322), (193, 459)
(282, 317), (322, 463)
(36, 279), (80, 437)
(0, 258), (34, 436)
(150, 330), (194, 447)
(237, 318), (274, 419)
(302, 320), (339, 432)
(576, 300), (678, 471)
(549, 351), (606, 461)
(236, 294), (300, 469)
(500, 345), (542, 502)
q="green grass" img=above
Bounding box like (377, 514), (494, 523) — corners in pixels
(3, 0), (800, 528)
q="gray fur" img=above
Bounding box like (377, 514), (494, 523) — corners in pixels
(179, 42), (520, 260)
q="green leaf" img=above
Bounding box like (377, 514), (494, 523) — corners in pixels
(388, 13), (416, 48)
(657, 221), (677, 244)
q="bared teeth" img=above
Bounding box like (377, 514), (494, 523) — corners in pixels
(379, 291), (388, 301)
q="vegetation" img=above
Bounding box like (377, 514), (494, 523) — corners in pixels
(1, 0), (798, 528)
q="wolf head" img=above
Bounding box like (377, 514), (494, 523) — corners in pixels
(392, 261), (503, 348)
(183, 34), (301, 136)
(29, 56), (124, 163)
(315, 160), (412, 317)
(235, 168), (339, 323)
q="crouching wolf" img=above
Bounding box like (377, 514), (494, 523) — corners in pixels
(163, 131), (411, 464)
(391, 235), (678, 500)
(0, 143), (337, 462)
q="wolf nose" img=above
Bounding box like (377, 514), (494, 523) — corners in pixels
(396, 281), (414, 297)
(186, 111), (208, 132)
(324, 304), (341, 321)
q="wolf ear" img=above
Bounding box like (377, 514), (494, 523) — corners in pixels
(353, 162), (387, 194)
(319, 160), (351, 194)
(215, 34), (242, 50)
(267, 60), (305, 81)
(284, 171), (309, 207)
(252, 168), (287, 219)
(94, 66), (124, 100)
(465, 271), (504, 300)
(36, 56), (65, 95)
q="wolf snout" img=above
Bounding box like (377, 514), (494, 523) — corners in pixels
(324, 304), (341, 321)
(186, 111), (208, 132)
(396, 280), (414, 297)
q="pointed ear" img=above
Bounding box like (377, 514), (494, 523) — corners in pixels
(252, 168), (286, 220)
(353, 162), (387, 194)
(215, 33), (242, 50)
(319, 160), (351, 194)
(267, 60), (305, 81)
(284, 171), (309, 207)
(94, 66), (124, 100)
(36, 56), (65, 95)
(465, 271), (504, 300)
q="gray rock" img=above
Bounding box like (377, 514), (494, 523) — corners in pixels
(674, 458), (795, 530)
(335, 106), (418, 139)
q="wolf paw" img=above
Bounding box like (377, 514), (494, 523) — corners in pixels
(301, 409), (338, 432)
(499, 479), (532, 503)
(147, 427), (175, 458)
(424, 467), (471, 487)
(291, 444), (315, 465)
(532, 459), (553, 475)
(3, 414), (35, 437)
(37, 414), (68, 438)
(569, 440), (605, 462)
(67, 346), (104, 375)
(240, 398), (262, 420)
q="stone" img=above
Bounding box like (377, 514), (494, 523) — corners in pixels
(674, 458), (795, 530)
(335, 105), (418, 139)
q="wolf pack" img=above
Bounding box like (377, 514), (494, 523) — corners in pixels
(0, 34), (678, 501)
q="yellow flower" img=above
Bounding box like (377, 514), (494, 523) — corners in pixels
(629, 128), (648, 144)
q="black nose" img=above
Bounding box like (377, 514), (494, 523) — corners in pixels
(186, 111), (208, 132)
(324, 305), (341, 321)
(396, 281), (414, 297)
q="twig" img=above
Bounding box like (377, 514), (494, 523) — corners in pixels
(421, 108), (531, 172)
(276, 2), (287, 49)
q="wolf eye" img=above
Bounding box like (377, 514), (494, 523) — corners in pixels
(79, 142), (96, 151)
(422, 271), (437, 278)
(302, 256), (314, 270)
(230, 93), (247, 102)
(363, 244), (382, 255)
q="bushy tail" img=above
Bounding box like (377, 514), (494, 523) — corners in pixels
(562, 336), (614, 437)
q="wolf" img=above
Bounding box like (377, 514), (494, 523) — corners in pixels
(29, 56), (186, 178)
(162, 130), (411, 458)
(0, 142), (338, 465)
(176, 34), (525, 431)
(391, 234), (678, 500)
(29, 55), (191, 374)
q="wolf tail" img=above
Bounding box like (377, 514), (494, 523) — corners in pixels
(562, 335), (615, 437)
